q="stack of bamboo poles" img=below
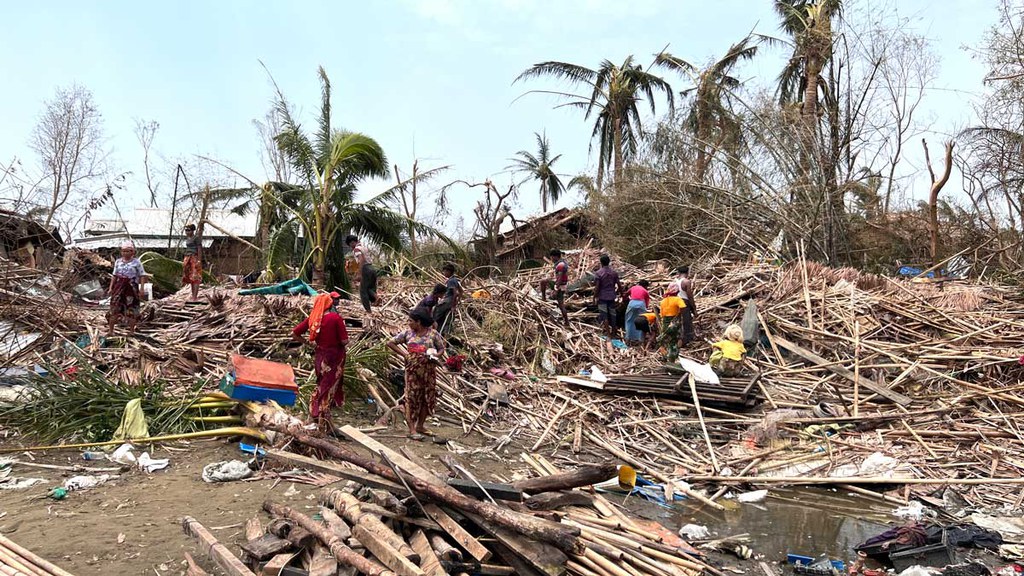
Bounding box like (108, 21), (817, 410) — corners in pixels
(0, 534), (75, 576)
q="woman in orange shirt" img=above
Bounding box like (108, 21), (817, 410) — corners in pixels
(659, 285), (686, 360)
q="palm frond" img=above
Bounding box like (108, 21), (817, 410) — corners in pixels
(316, 66), (333, 164)
(514, 61), (598, 86)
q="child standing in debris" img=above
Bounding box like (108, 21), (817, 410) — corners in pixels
(182, 223), (203, 301)
(540, 249), (570, 326)
(658, 285), (686, 361)
(710, 324), (746, 376)
(623, 280), (651, 345)
(433, 262), (464, 334)
(107, 242), (149, 336)
(292, 292), (349, 431)
(387, 309), (446, 441)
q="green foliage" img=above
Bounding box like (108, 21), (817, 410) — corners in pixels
(515, 56), (675, 189)
(0, 367), (204, 444)
(140, 252), (218, 293)
(507, 132), (566, 212)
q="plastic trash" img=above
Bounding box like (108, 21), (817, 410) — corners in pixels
(202, 460), (252, 483)
(137, 452), (169, 473)
(82, 451), (105, 461)
(894, 501), (927, 521)
(64, 474), (116, 491)
(678, 524), (710, 539)
(736, 489), (768, 503)
(590, 365), (608, 383)
(897, 567), (941, 576)
(0, 477), (45, 490)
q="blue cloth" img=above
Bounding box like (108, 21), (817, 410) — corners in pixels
(624, 299), (646, 342)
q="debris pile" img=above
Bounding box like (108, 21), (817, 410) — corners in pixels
(182, 413), (713, 576)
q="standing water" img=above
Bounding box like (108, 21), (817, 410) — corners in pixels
(625, 486), (895, 565)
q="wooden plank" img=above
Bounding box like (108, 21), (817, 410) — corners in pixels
(772, 335), (912, 405)
(409, 530), (446, 576)
(182, 516), (258, 576)
(446, 478), (524, 502)
(265, 449), (405, 493)
(422, 503), (492, 562)
(351, 524), (425, 576)
(463, 511), (567, 576)
(240, 534), (292, 561)
(260, 554), (296, 576)
(338, 425), (443, 486)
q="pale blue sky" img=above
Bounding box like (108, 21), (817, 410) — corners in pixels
(0, 0), (998, 232)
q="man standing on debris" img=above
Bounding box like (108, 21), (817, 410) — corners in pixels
(672, 266), (697, 347)
(292, 292), (349, 430)
(182, 223), (203, 301)
(346, 235), (378, 313)
(623, 279), (651, 345)
(540, 249), (570, 326)
(592, 254), (622, 338)
(107, 242), (149, 336)
(387, 309), (446, 441)
(433, 263), (464, 334)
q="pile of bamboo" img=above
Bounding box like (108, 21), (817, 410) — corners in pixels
(0, 534), (75, 576)
(184, 418), (713, 576)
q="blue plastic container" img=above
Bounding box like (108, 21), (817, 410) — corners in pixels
(220, 374), (296, 405)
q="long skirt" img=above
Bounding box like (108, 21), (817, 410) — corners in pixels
(182, 254), (202, 285)
(624, 299), (647, 343)
(710, 349), (743, 376)
(110, 276), (141, 317)
(405, 353), (438, 424)
(359, 264), (378, 311)
(660, 316), (681, 361)
(311, 345), (346, 420)
(681, 304), (695, 345)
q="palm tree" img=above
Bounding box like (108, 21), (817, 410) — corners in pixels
(774, 1), (843, 139)
(655, 35), (759, 183)
(507, 132), (566, 213)
(515, 56), (674, 191)
(270, 67), (442, 288)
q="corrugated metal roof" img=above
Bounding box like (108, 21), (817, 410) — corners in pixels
(83, 207), (257, 239)
(69, 235), (217, 250)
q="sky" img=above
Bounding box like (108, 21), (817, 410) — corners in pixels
(0, 0), (1000, 237)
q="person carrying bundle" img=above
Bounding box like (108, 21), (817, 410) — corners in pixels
(710, 324), (746, 376)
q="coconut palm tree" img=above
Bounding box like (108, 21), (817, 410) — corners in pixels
(269, 67), (443, 288)
(515, 56), (674, 191)
(506, 132), (567, 213)
(773, 0), (843, 136)
(655, 35), (759, 183)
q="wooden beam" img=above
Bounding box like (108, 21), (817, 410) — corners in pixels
(182, 516), (257, 576)
(771, 335), (912, 405)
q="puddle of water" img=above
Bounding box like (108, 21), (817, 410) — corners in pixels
(624, 486), (896, 564)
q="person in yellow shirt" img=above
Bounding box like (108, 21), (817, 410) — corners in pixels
(659, 285), (686, 361)
(710, 324), (746, 376)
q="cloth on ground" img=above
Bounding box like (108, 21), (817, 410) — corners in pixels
(112, 398), (150, 442)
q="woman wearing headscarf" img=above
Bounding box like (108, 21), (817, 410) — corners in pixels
(182, 223), (203, 301)
(107, 242), (149, 335)
(387, 309), (446, 441)
(292, 292), (349, 428)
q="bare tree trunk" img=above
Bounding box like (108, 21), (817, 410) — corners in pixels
(540, 179), (548, 213)
(923, 139), (955, 268)
(613, 116), (624, 186)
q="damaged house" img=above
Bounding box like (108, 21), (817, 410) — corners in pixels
(70, 207), (259, 277)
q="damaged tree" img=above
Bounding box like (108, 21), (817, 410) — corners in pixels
(923, 138), (954, 267)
